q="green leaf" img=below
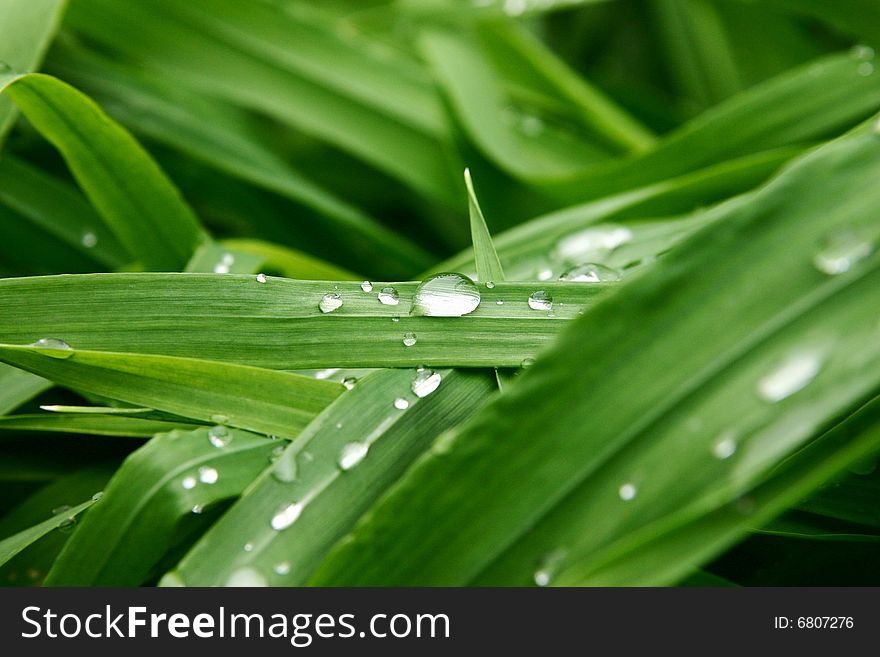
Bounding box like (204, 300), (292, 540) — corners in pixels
(0, 0), (67, 144)
(465, 168), (504, 283)
(0, 344), (343, 437)
(308, 128), (880, 585)
(0, 414), (200, 438)
(0, 498), (93, 567)
(1, 73), (207, 270)
(220, 239), (360, 281)
(44, 427), (276, 585)
(0, 274), (605, 369)
(171, 368), (495, 585)
(0, 364), (50, 415)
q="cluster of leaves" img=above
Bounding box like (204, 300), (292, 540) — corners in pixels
(2, 0), (880, 587)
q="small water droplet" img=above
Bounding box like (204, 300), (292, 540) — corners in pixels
(618, 482), (637, 501)
(411, 273), (481, 317)
(158, 572), (186, 587)
(256, 273), (267, 284)
(485, 281), (496, 289)
(361, 281), (373, 292)
(757, 352), (823, 402)
(29, 338), (73, 359)
(81, 231), (98, 248)
(378, 287), (400, 305)
(57, 517), (76, 533)
(91, 491), (104, 502)
(851, 44), (875, 60)
(199, 466), (219, 484)
(402, 332), (417, 347)
(319, 292), (343, 313)
(521, 357), (535, 369)
(533, 548), (567, 587)
(342, 377), (357, 390)
(528, 291), (553, 311)
(496, 300), (504, 305)
(338, 441), (369, 471)
(274, 562), (291, 576)
(271, 502), (303, 530)
(556, 225), (633, 262)
(859, 62), (875, 76)
(181, 476), (197, 490)
(537, 268), (554, 281)
(211, 413), (229, 424)
(813, 230), (873, 275)
(412, 369), (442, 397)
(208, 426), (231, 448)
(226, 567), (267, 587)
(558, 263), (621, 282)
(272, 452), (297, 483)
(504, 0), (527, 18)
(394, 397), (410, 410)
(213, 253), (235, 274)
(244, 542), (254, 552)
(712, 432), (738, 460)
(391, 315), (400, 322)
(191, 505), (203, 514)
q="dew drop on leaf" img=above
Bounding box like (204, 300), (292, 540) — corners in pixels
(208, 426), (231, 448)
(271, 452), (297, 483)
(527, 291), (553, 311)
(319, 292), (343, 313)
(618, 482), (637, 501)
(813, 230), (873, 275)
(378, 287), (400, 305)
(181, 476), (197, 490)
(558, 263), (621, 282)
(342, 377), (357, 390)
(226, 567), (267, 587)
(338, 441), (369, 471)
(256, 273), (267, 284)
(81, 231), (98, 248)
(30, 338), (73, 359)
(198, 466), (219, 485)
(271, 502), (303, 531)
(361, 281), (373, 292)
(394, 397), (410, 410)
(411, 273), (481, 317)
(757, 352), (823, 402)
(274, 562), (291, 576)
(412, 369), (442, 398)
(402, 332), (417, 347)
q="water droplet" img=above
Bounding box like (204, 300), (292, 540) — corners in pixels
(859, 62), (875, 76)
(394, 397), (410, 410)
(378, 287), (400, 305)
(244, 543), (254, 552)
(338, 441), (369, 471)
(272, 453), (297, 483)
(191, 505), (203, 514)
(81, 231), (98, 248)
(226, 567), (267, 587)
(314, 368), (339, 380)
(485, 281), (496, 289)
(52, 505), (72, 516)
(412, 369), (442, 397)
(158, 572), (186, 587)
(504, 0), (527, 17)
(199, 466), (219, 485)
(402, 332), (417, 347)
(319, 292), (343, 313)
(57, 517), (76, 533)
(521, 357), (535, 369)
(411, 273), (481, 317)
(256, 273), (267, 284)
(556, 225), (633, 262)
(712, 432), (738, 460)
(533, 548), (567, 587)
(813, 230), (873, 275)
(271, 502), (303, 530)
(213, 253), (235, 274)
(851, 44), (875, 60)
(181, 476), (197, 490)
(527, 291), (553, 311)
(360, 281), (373, 292)
(91, 491), (104, 502)
(618, 482), (637, 501)
(757, 352), (823, 402)
(537, 268), (554, 281)
(342, 377), (357, 390)
(211, 413), (229, 424)
(29, 338), (73, 359)
(558, 263), (621, 282)
(269, 445), (285, 462)
(496, 300), (504, 305)
(391, 315), (400, 322)
(274, 562), (291, 576)
(208, 426), (231, 448)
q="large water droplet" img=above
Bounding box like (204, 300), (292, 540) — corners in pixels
(558, 263), (621, 282)
(81, 231), (98, 248)
(402, 332), (417, 347)
(378, 287), (400, 305)
(394, 397), (410, 410)
(851, 44), (875, 60)
(618, 482), (637, 501)
(199, 466), (219, 485)
(181, 476), (197, 490)
(556, 225), (633, 262)
(30, 338), (73, 359)
(527, 291), (553, 311)
(208, 426), (231, 448)
(859, 62), (875, 76)
(338, 441), (369, 471)
(226, 567), (268, 587)
(319, 292), (343, 313)
(271, 502), (303, 530)
(757, 352), (823, 402)
(361, 281), (373, 292)
(411, 273), (481, 317)
(813, 230), (873, 275)
(412, 369), (442, 397)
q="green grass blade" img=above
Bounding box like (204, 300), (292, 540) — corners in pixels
(0, 0), (66, 144)
(1, 73), (207, 270)
(308, 128), (880, 585)
(0, 497), (93, 567)
(44, 427), (276, 585)
(0, 274), (605, 368)
(465, 168), (504, 283)
(185, 241), (264, 275)
(172, 368), (495, 585)
(0, 364), (50, 415)
(220, 239), (360, 281)
(0, 414), (200, 438)
(0, 344), (343, 437)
